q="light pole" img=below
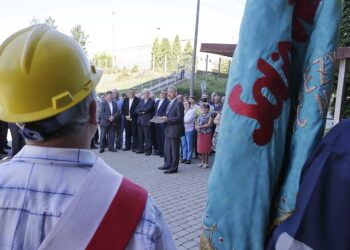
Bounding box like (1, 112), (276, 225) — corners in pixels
(190, 0), (200, 96)
(112, 12), (117, 69)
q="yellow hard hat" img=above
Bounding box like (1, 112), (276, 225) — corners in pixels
(0, 24), (102, 123)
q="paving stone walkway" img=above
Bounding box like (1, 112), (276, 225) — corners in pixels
(97, 149), (213, 249)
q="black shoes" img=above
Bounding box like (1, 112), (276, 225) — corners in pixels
(136, 150), (144, 154)
(4, 145), (11, 150)
(91, 144), (99, 149)
(158, 166), (170, 170)
(145, 152), (152, 156)
(181, 159), (186, 163)
(109, 148), (117, 152)
(164, 169), (178, 174)
(185, 160), (191, 164)
(99, 148), (105, 153)
(153, 151), (160, 155)
(122, 148), (131, 151)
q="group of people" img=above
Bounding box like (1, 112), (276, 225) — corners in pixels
(96, 87), (225, 171)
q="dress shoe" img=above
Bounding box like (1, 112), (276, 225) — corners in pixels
(136, 150), (144, 154)
(185, 160), (191, 164)
(122, 148), (131, 151)
(180, 159), (186, 163)
(145, 152), (152, 156)
(153, 152), (160, 155)
(91, 145), (99, 149)
(109, 148), (117, 152)
(99, 149), (105, 153)
(158, 166), (170, 170)
(116, 146), (122, 150)
(164, 169), (178, 174)
(159, 154), (164, 158)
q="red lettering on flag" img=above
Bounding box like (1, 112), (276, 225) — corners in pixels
(228, 42), (291, 146)
(289, 0), (321, 42)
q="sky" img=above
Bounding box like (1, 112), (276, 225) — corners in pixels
(0, 0), (246, 55)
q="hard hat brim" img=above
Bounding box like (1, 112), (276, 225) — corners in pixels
(1, 69), (103, 123)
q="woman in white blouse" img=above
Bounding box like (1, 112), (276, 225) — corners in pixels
(181, 101), (196, 164)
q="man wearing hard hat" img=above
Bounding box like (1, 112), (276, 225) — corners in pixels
(0, 25), (176, 249)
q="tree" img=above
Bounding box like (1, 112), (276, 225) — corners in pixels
(183, 40), (193, 71)
(159, 38), (172, 72)
(220, 58), (232, 74)
(339, 0), (350, 47)
(92, 53), (113, 69)
(171, 35), (183, 71)
(30, 16), (40, 25)
(330, 0), (350, 119)
(151, 38), (161, 70)
(71, 24), (89, 54)
(44, 16), (58, 29)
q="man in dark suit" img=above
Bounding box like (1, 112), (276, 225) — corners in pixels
(122, 88), (140, 152)
(135, 89), (155, 156)
(159, 87), (184, 174)
(112, 89), (124, 150)
(99, 91), (119, 153)
(153, 89), (170, 157)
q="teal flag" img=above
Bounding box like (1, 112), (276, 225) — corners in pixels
(202, 0), (342, 249)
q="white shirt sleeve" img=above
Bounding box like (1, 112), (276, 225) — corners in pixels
(126, 196), (177, 250)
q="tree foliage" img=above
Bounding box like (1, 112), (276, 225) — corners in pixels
(44, 16), (58, 29)
(183, 40), (193, 71)
(339, 0), (350, 47)
(151, 38), (161, 70)
(70, 24), (89, 54)
(30, 16), (40, 25)
(29, 16), (58, 29)
(330, 0), (350, 119)
(92, 53), (113, 69)
(159, 38), (172, 71)
(220, 58), (232, 74)
(171, 35), (183, 71)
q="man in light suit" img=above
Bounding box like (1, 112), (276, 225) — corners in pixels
(99, 91), (119, 153)
(159, 87), (184, 174)
(135, 89), (155, 155)
(153, 89), (170, 157)
(122, 88), (140, 152)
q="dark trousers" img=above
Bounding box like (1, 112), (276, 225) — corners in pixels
(0, 121), (7, 149)
(100, 125), (115, 150)
(8, 123), (25, 156)
(163, 137), (180, 170)
(93, 129), (99, 144)
(138, 125), (152, 153)
(115, 117), (123, 149)
(151, 123), (157, 151)
(155, 123), (165, 154)
(124, 120), (138, 150)
(193, 130), (199, 157)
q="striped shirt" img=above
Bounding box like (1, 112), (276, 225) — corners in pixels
(0, 145), (176, 250)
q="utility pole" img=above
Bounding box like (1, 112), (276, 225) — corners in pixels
(190, 0), (200, 96)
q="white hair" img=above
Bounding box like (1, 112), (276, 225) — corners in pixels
(143, 88), (151, 94)
(168, 86), (178, 93)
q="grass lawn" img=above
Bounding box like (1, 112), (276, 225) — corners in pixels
(176, 72), (229, 98)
